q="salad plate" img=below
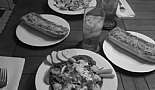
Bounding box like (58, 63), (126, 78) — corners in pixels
(103, 31), (155, 73)
(35, 49), (118, 90)
(48, 0), (97, 15)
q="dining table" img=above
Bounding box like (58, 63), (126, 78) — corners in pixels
(0, 0), (155, 90)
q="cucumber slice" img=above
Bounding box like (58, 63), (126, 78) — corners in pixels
(51, 51), (61, 63)
(62, 49), (77, 59)
(56, 50), (68, 61)
(46, 55), (53, 64)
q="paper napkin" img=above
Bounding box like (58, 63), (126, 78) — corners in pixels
(116, 0), (135, 18)
(0, 56), (25, 90)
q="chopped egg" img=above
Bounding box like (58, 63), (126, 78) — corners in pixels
(74, 60), (93, 81)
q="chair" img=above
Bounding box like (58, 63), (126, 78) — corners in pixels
(0, 0), (15, 34)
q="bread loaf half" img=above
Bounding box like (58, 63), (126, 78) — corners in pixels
(107, 27), (155, 63)
(21, 12), (69, 39)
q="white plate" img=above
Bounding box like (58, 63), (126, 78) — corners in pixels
(35, 49), (118, 90)
(16, 14), (70, 47)
(103, 31), (155, 73)
(48, 0), (97, 15)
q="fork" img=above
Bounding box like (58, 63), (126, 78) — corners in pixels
(0, 68), (7, 88)
(118, 0), (125, 11)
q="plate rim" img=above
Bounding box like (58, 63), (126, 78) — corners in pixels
(103, 31), (155, 73)
(16, 14), (70, 47)
(48, 0), (97, 15)
(35, 49), (118, 90)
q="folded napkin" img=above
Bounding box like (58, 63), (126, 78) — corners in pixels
(116, 0), (135, 18)
(0, 56), (25, 90)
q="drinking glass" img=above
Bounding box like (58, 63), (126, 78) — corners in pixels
(81, 6), (105, 52)
(102, 0), (119, 30)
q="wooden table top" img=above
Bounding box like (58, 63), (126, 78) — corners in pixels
(0, 0), (155, 90)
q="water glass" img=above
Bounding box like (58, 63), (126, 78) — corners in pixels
(102, 0), (119, 30)
(81, 6), (105, 52)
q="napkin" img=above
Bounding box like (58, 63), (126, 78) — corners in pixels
(0, 56), (25, 90)
(116, 0), (135, 18)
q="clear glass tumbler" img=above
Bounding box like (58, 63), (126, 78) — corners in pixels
(81, 6), (105, 52)
(102, 0), (119, 30)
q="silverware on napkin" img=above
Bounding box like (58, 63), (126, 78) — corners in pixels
(118, 0), (125, 12)
(0, 68), (7, 88)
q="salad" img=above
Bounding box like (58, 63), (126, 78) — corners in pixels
(53, 0), (92, 11)
(45, 50), (115, 90)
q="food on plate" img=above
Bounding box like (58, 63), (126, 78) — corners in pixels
(72, 55), (96, 66)
(62, 49), (78, 59)
(21, 12), (69, 39)
(56, 50), (68, 61)
(51, 51), (61, 63)
(46, 49), (115, 90)
(107, 27), (155, 63)
(53, 0), (92, 11)
(47, 55), (53, 64)
(47, 49), (77, 63)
